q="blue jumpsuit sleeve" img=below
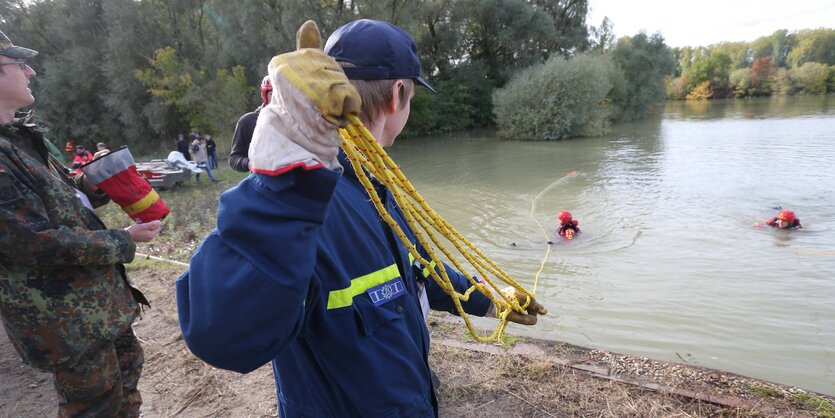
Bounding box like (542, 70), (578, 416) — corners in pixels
(423, 260), (492, 317)
(176, 169), (339, 373)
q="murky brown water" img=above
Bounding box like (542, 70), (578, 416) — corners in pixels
(390, 95), (835, 395)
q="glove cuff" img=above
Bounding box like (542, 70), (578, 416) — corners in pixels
(249, 91), (343, 175)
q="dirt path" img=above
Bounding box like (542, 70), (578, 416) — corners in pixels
(0, 325), (56, 418)
(2, 261), (833, 417)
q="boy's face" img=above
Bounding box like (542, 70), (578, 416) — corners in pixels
(776, 219), (790, 228)
(380, 80), (414, 148)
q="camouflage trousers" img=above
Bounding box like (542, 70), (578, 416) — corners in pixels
(53, 328), (144, 418)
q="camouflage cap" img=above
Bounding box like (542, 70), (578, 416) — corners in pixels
(0, 30), (38, 59)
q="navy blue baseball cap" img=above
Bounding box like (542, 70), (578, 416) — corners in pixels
(325, 19), (435, 94)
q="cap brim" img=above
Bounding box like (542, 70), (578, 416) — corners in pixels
(0, 46), (38, 59)
(416, 76), (436, 94)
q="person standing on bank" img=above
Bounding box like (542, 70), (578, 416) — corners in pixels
(175, 132), (191, 161)
(205, 134), (217, 169)
(177, 20), (545, 418)
(70, 144), (93, 175)
(94, 141), (110, 159)
(228, 75), (272, 172)
(191, 135), (218, 183)
(0, 30), (162, 417)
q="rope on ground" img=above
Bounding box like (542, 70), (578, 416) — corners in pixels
(134, 252), (189, 267)
(339, 115), (535, 343)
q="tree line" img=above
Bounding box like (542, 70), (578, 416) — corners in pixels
(667, 28), (835, 100)
(2, 0), (832, 148)
(1, 0), (588, 151)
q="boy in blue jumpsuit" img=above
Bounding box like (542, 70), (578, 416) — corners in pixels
(176, 20), (546, 418)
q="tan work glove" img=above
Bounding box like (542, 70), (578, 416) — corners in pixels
(249, 20), (361, 174)
(485, 287), (548, 325)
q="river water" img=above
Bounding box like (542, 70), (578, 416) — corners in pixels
(388, 96), (835, 395)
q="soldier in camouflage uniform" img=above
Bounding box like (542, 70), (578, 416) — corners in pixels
(0, 30), (161, 417)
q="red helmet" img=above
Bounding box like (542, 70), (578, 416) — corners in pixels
(260, 75), (273, 104)
(557, 210), (573, 224)
(777, 210), (795, 223)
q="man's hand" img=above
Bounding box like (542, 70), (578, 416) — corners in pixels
(487, 287), (548, 326)
(248, 20), (361, 174)
(126, 220), (162, 243)
(505, 289), (547, 325)
(80, 173), (100, 193)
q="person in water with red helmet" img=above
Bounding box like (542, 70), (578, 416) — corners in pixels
(765, 210), (802, 229)
(556, 210), (580, 240)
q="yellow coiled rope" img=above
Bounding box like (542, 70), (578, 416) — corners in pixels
(338, 115), (541, 343)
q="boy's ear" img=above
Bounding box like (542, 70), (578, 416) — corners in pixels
(386, 80), (406, 114)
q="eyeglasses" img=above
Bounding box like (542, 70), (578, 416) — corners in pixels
(0, 60), (29, 71)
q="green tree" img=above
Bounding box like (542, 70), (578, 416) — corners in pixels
(729, 68), (752, 97)
(688, 51), (731, 91)
(711, 42), (750, 69)
(753, 29), (795, 67)
(789, 62), (830, 94)
(493, 53), (613, 140)
(34, 0), (123, 148)
(786, 28), (835, 67)
(134, 47), (251, 139)
(461, 0), (557, 84)
(771, 68), (793, 96)
(529, 0), (589, 54)
(589, 16), (615, 53)
(665, 73), (690, 100)
(414, 0), (468, 81)
(102, 0), (171, 149)
(608, 32), (675, 122)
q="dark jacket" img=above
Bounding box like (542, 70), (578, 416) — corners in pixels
(176, 138), (192, 161)
(228, 109), (260, 172)
(0, 112), (141, 371)
(765, 217), (802, 229)
(558, 220), (580, 237)
(177, 152), (491, 417)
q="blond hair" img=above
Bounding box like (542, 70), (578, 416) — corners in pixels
(338, 62), (414, 123)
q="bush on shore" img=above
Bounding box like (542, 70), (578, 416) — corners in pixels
(493, 53), (613, 141)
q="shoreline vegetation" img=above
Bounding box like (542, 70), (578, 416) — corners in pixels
(3, 261), (833, 417)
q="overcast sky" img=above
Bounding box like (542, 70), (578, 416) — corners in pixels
(586, 0), (835, 48)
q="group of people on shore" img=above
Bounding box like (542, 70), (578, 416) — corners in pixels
(175, 131), (218, 183)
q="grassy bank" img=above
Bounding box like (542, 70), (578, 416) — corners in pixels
(125, 261), (835, 416)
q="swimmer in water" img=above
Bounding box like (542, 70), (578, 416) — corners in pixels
(765, 209), (802, 229)
(556, 210), (580, 240)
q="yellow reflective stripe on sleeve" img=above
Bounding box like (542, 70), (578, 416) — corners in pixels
(327, 263), (401, 309)
(422, 260), (437, 278)
(121, 189), (160, 216)
(406, 253), (436, 278)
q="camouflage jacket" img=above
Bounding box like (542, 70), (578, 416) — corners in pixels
(0, 112), (142, 371)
